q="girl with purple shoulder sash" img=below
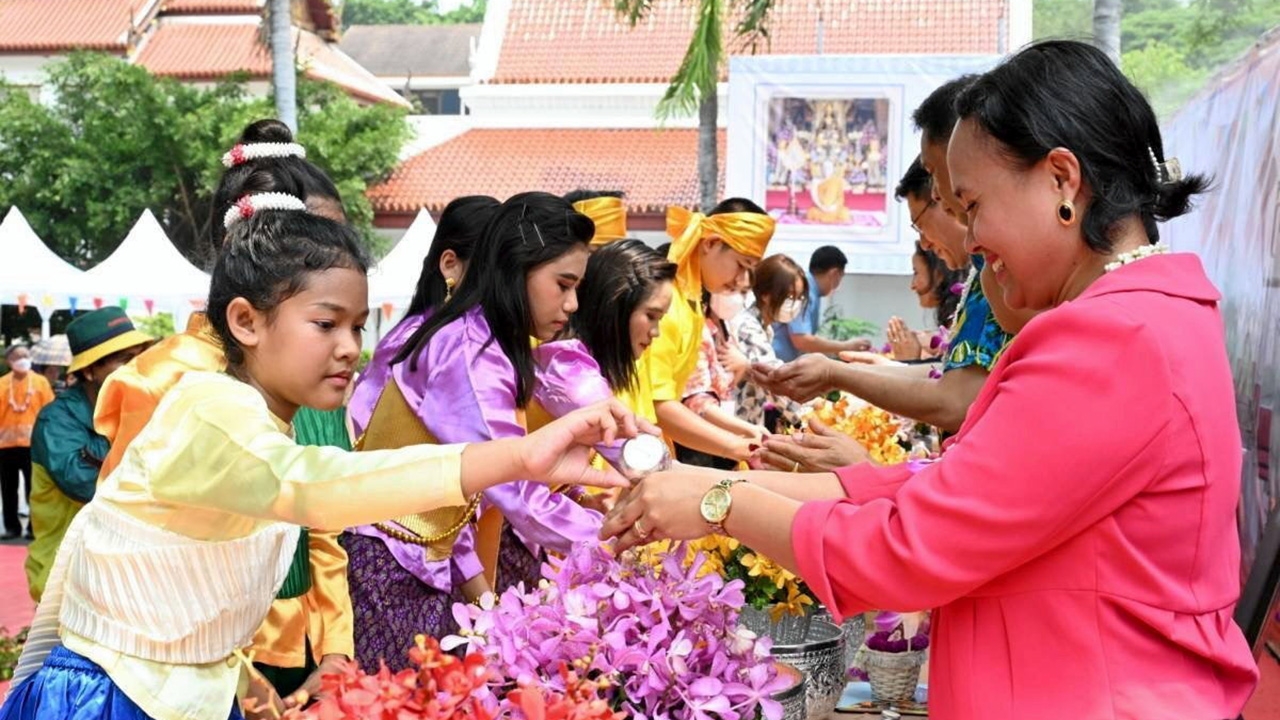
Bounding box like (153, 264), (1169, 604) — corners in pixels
(344, 193), (614, 670)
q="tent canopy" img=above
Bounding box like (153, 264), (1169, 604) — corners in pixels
(0, 207), (86, 309)
(368, 208), (437, 308)
(81, 210), (209, 305)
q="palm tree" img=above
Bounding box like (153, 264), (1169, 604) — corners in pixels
(615, 0), (774, 212)
(269, 0), (298, 132)
(1092, 0), (1122, 65)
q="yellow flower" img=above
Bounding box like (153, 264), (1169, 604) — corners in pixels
(740, 552), (788, 588)
(768, 584), (815, 621)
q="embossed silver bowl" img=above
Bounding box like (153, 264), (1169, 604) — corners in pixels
(772, 662), (807, 720)
(769, 619), (845, 719)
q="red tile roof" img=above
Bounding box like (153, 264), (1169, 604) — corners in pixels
(0, 0), (153, 53)
(161, 0), (262, 13)
(137, 22), (269, 77)
(159, 0), (336, 34)
(137, 21), (409, 106)
(492, 0), (1006, 84)
(369, 128), (725, 215)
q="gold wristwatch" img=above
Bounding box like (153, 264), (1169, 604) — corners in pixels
(700, 478), (747, 533)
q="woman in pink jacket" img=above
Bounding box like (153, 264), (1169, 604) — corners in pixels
(602, 40), (1258, 720)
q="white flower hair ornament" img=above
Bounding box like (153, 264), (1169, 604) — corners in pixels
(223, 193), (308, 230)
(221, 142), (307, 168)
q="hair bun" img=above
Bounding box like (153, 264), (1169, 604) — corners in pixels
(239, 119), (294, 144)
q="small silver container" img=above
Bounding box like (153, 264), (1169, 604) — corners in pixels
(618, 434), (671, 480)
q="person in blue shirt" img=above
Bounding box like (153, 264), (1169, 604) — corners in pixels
(772, 246), (872, 361)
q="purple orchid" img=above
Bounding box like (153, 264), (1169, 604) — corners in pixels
(443, 542), (781, 720)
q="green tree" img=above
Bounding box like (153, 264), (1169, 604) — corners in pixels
(614, 0), (774, 212)
(341, 0), (431, 25)
(0, 52), (408, 268)
(341, 0), (485, 27)
(1034, 0), (1280, 119)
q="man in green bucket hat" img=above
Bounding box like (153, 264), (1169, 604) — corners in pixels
(24, 306), (153, 600)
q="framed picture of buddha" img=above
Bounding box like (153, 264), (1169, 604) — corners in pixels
(764, 96), (892, 231)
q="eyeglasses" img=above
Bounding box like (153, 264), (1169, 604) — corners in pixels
(910, 199), (937, 233)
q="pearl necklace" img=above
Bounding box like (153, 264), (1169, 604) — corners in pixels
(948, 265), (979, 329)
(1104, 243), (1169, 273)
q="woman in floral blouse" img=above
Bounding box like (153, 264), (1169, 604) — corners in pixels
(729, 255), (809, 432)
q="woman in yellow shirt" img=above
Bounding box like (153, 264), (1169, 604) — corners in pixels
(2, 201), (639, 720)
(570, 239), (676, 425)
(647, 199), (775, 464)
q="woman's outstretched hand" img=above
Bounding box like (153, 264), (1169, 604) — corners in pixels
(600, 471), (718, 551)
(749, 354), (837, 403)
(519, 399), (659, 490)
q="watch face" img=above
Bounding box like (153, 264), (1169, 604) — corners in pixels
(700, 487), (731, 524)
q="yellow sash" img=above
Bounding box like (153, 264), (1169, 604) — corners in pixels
(356, 381), (481, 562)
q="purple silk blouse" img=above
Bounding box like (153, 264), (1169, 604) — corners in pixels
(347, 306), (611, 592)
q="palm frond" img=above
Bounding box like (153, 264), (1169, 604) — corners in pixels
(655, 0), (724, 120)
(734, 0), (774, 53)
(613, 0), (657, 27)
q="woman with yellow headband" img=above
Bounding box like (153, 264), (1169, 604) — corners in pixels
(566, 189), (629, 248)
(648, 197), (775, 463)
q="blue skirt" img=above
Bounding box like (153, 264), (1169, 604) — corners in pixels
(0, 646), (243, 720)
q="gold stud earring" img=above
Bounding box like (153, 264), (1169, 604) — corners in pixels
(1056, 199), (1076, 227)
(444, 277), (456, 303)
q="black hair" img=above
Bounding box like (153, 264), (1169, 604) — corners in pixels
(404, 195), (500, 317)
(895, 156), (932, 202)
(210, 120), (344, 266)
(809, 245), (848, 275)
(913, 242), (966, 327)
(954, 40), (1208, 251)
(208, 211), (371, 367)
(571, 239), (676, 393)
(563, 189), (625, 204)
(394, 192), (595, 407)
(710, 197), (767, 216)
(913, 75), (977, 144)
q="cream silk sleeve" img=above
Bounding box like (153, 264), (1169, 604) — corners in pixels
(146, 374), (467, 530)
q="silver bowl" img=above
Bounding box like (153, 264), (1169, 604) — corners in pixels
(772, 662), (807, 720)
(769, 619), (845, 719)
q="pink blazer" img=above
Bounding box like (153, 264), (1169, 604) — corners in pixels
(793, 254), (1258, 719)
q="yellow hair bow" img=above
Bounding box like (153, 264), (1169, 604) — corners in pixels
(572, 196), (628, 246)
(665, 206), (775, 297)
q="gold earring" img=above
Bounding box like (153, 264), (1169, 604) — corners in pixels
(444, 277), (456, 303)
(1056, 199), (1076, 227)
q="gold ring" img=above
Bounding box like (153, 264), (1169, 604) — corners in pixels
(634, 519), (651, 538)
(792, 460), (800, 472)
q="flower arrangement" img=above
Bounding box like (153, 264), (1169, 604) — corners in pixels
(641, 536), (814, 621)
(445, 543), (788, 720)
(257, 635), (622, 720)
(803, 396), (909, 466)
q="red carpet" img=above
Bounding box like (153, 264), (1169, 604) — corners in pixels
(0, 543), (34, 696)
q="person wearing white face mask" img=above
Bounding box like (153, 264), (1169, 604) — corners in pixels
(2, 343), (55, 540)
(728, 255), (810, 431)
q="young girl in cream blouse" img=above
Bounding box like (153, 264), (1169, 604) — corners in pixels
(1, 200), (639, 720)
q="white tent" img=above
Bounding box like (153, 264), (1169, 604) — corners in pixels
(0, 207), (87, 308)
(82, 209), (209, 305)
(0, 208), (90, 338)
(79, 210), (209, 332)
(368, 208), (436, 309)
